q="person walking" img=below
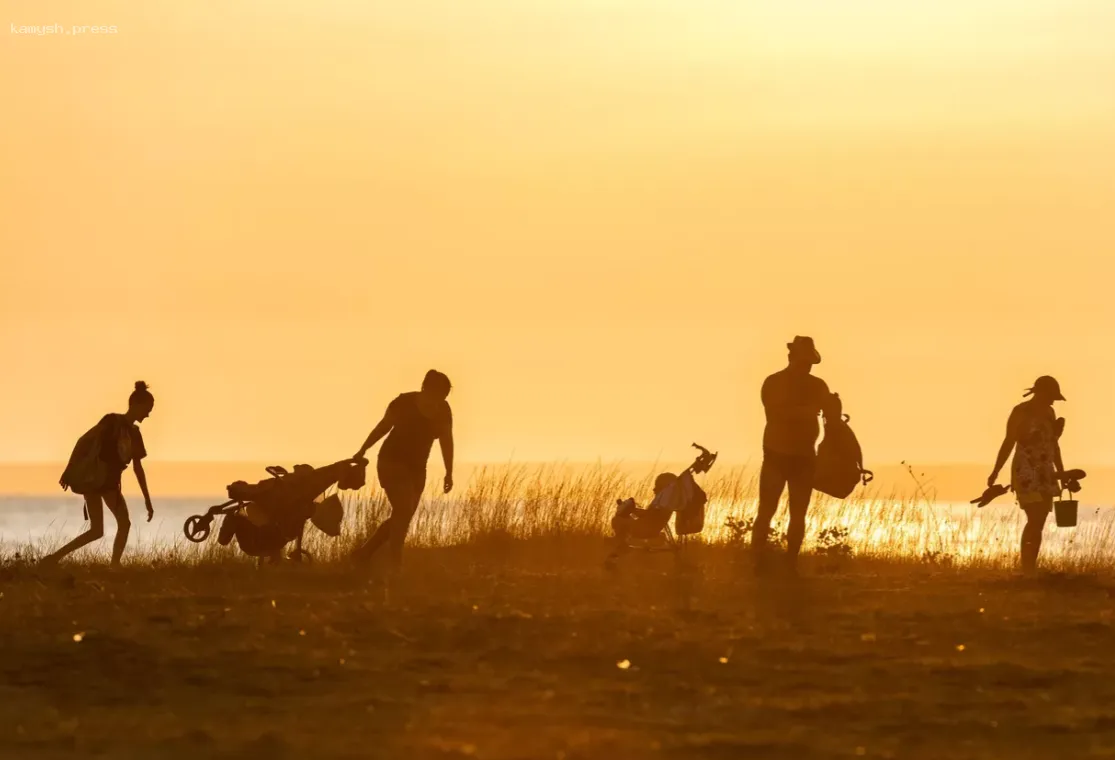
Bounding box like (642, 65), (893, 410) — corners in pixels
(43, 381), (156, 566)
(987, 376), (1067, 573)
(350, 370), (454, 571)
(751, 337), (838, 574)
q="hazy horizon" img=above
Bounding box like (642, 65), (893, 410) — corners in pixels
(5, 0), (1115, 468)
(5, 460), (1115, 502)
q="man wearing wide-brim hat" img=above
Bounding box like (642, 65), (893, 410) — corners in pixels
(752, 336), (839, 573)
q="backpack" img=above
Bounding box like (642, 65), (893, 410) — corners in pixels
(59, 419), (109, 496)
(813, 407), (874, 499)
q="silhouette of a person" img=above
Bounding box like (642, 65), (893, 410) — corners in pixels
(351, 370), (454, 570)
(43, 381), (155, 566)
(752, 337), (838, 572)
(988, 376), (1066, 573)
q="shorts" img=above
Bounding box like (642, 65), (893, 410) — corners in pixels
(99, 465), (127, 492)
(90, 482), (125, 500)
(377, 458), (426, 495)
(761, 449), (816, 486)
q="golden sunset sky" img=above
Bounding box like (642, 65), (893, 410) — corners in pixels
(2, 0), (1114, 469)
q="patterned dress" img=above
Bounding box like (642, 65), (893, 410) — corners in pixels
(1011, 409), (1059, 507)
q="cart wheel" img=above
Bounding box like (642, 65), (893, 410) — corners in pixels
(184, 515), (212, 543)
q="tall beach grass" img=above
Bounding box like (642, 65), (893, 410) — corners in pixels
(9, 463), (1115, 571)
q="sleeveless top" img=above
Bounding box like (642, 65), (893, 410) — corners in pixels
(379, 393), (450, 474)
(1011, 409), (1059, 503)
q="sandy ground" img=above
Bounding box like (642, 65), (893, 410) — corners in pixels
(4, 541), (1115, 759)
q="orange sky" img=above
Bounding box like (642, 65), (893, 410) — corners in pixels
(2, 0), (1114, 469)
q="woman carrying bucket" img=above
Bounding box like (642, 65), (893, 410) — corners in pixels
(986, 376), (1068, 573)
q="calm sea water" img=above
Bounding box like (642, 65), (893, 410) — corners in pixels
(0, 495), (226, 555)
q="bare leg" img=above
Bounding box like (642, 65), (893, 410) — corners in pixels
(353, 471), (421, 569)
(353, 519), (393, 563)
(103, 490), (131, 566)
(786, 475), (815, 562)
(386, 485), (420, 569)
(42, 494), (106, 564)
(752, 458), (787, 553)
(1021, 501), (1050, 573)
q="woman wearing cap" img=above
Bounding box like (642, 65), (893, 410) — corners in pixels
(987, 376), (1066, 573)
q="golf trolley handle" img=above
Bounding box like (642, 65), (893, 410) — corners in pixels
(685, 442), (718, 475)
(265, 458), (364, 480)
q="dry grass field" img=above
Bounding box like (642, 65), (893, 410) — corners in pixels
(5, 464), (1115, 758)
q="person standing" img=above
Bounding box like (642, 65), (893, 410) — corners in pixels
(987, 376), (1066, 573)
(44, 381), (156, 567)
(751, 337), (837, 573)
(351, 370), (454, 571)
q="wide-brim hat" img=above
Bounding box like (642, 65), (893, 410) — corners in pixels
(787, 336), (821, 364)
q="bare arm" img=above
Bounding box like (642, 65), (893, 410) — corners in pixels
(134, 460), (154, 521)
(989, 408), (1021, 486)
(355, 407), (396, 459)
(1053, 414), (1066, 475)
(439, 415), (454, 493)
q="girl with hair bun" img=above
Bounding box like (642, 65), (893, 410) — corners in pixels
(45, 381), (156, 566)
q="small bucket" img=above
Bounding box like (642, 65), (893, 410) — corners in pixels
(1054, 498), (1078, 528)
